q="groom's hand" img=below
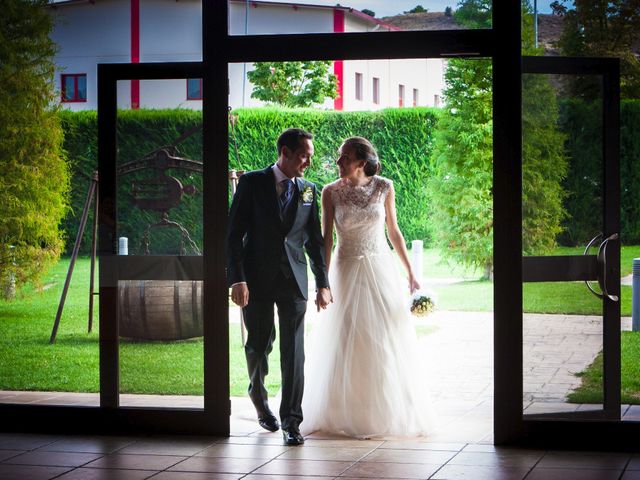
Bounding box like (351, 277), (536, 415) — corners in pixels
(231, 283), (249, 307)
(315, 287), (332, 312)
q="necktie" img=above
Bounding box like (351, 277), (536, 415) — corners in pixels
(279, 180), (296, 228)
(280, 179), (294, 214)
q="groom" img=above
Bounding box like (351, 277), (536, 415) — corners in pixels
(227, 128), (332, 445)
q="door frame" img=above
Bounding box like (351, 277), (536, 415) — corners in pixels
(514, 55), (623, 447)
(5, 2), (604, 442)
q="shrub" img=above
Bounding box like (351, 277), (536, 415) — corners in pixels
(0, 0), (70, 298)
(61, 107), (440, 254)
(559, 99), (640, 246)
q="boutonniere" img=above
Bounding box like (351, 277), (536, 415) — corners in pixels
(301, 186), (314, 204)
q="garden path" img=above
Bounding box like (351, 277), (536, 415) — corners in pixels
(2, 307), (634, 442)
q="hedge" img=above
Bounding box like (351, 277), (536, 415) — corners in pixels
(60, 110), (204, 255)
(558, 99), (640, 245)
(60, 107), (439, 254)
(59, 100), (640, 254)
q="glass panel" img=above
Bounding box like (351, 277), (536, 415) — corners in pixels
(372, 77), (380, 104)
(77, 75), (87, 101)
(115, 79), (203, 409)
(63, 75), (75, 101)
(522, 72), (606, 417)
(187, 78), (202, 100)
(229, 58), (446, 110)
(228, 1), (493, 35)
(525, 0), (637, 90)
(0, 92), (99, 406)
(523, 73), (603, 256)
(228, 58), (494, 435)
(523, 284), (603, 415)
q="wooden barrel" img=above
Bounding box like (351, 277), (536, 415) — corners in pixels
(118, 280), (203, 340)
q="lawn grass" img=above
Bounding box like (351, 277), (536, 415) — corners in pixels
(431, 280), (631, 315)
(428, 246), (635, 315)
(1, 245), (635, 396)
(0, 258), (436, 396)
(568, 331), (640, 404)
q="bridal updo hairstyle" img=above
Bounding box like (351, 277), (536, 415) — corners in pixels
(341, 136), (381, 177)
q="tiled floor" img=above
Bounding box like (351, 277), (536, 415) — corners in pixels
(0, 430), (638, 480)
(2, 307), (637, 478)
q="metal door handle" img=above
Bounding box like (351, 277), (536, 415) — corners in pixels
(584, 233), (603, 299)
(597, 233), (619, 302)
(584, 232), (619, 302)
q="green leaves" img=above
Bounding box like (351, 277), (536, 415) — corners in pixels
(247, 61), (338, 108)
(228, 107), (439, 244)
(0, 0), (70, 298)
(557, 0), (640, 99)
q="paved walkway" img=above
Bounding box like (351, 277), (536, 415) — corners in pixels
(2, 307), (634, 442)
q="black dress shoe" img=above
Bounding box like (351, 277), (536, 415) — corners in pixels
(258, 414), (280, 432)
(282, 427), (304, 445)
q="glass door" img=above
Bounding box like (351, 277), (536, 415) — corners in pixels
(521, 56), (620, 422)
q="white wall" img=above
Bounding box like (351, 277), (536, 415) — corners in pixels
(341, 58), (445, 111)
(138, 79), (200, 110)
(229, 2), (333, 35)
(49, 1), (447, 111)
(140, 0), (202, 63)
(50, 0), (131, 110)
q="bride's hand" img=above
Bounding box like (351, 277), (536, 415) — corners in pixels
(408, 273), (420, 294)
(315, 287), (333, 312)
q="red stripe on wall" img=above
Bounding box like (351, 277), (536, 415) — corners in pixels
(131, 0), (140, 109)
(333, 60), (343, 111)
(333, 9), (345, 110)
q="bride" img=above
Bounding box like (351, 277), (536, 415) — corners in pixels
(302, 136), (436, 438)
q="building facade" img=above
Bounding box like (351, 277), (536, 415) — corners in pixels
(47, 0), (446, 111)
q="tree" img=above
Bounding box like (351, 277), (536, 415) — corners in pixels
(0, 0), (70, 298)
(361, 8), (375, 17)
(247, 61), (338, 108)
(404, 5), (427, 14)
(444, 6), (453, 17)
(454, 0), (491, 28)
(428, 0), (567, 278)
(554, 0), (640, 99)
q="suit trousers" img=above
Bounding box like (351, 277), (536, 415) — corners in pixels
(242, 271), (307, 430)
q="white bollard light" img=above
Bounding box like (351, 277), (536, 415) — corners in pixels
(118, 237), (129, 255)
(411, 240), (424, 284)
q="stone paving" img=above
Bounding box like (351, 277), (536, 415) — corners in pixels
(2, 303), (636, 442)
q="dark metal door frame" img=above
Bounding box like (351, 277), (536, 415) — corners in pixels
(1, 2), (534, 440)
(517, 56), (623, 447)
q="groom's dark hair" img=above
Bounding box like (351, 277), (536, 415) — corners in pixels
(277, 128), (313, 155)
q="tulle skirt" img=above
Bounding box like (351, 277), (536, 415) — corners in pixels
(302, 249), (437, 438)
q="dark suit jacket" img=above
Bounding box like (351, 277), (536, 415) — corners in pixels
(226, 165), (329, 300)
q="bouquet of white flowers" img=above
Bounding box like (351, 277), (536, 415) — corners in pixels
(410, 289), (436, 317)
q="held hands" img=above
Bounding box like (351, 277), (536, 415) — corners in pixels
(315, 287), (333, 312)
(408, 272), (420, 294)
(231, 283), (249, 307)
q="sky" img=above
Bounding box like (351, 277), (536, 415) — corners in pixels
(265, 0), (558, 17)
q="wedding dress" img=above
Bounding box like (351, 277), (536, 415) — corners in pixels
(302, 175), (436, 438)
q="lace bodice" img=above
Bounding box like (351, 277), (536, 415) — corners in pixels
(327, 176), (392, 258)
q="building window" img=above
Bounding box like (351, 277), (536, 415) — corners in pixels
(61, 74), (87, 102)
(434, 94), (441, 108)
(187, 78), (203, 100)
(398, 84), (405, 107)
(413, 88), (419, 107)
(355, 72), (363, 101)
(372, 77), (380, 105)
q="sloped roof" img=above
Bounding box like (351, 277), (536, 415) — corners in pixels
(47, 0), (400, 30)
